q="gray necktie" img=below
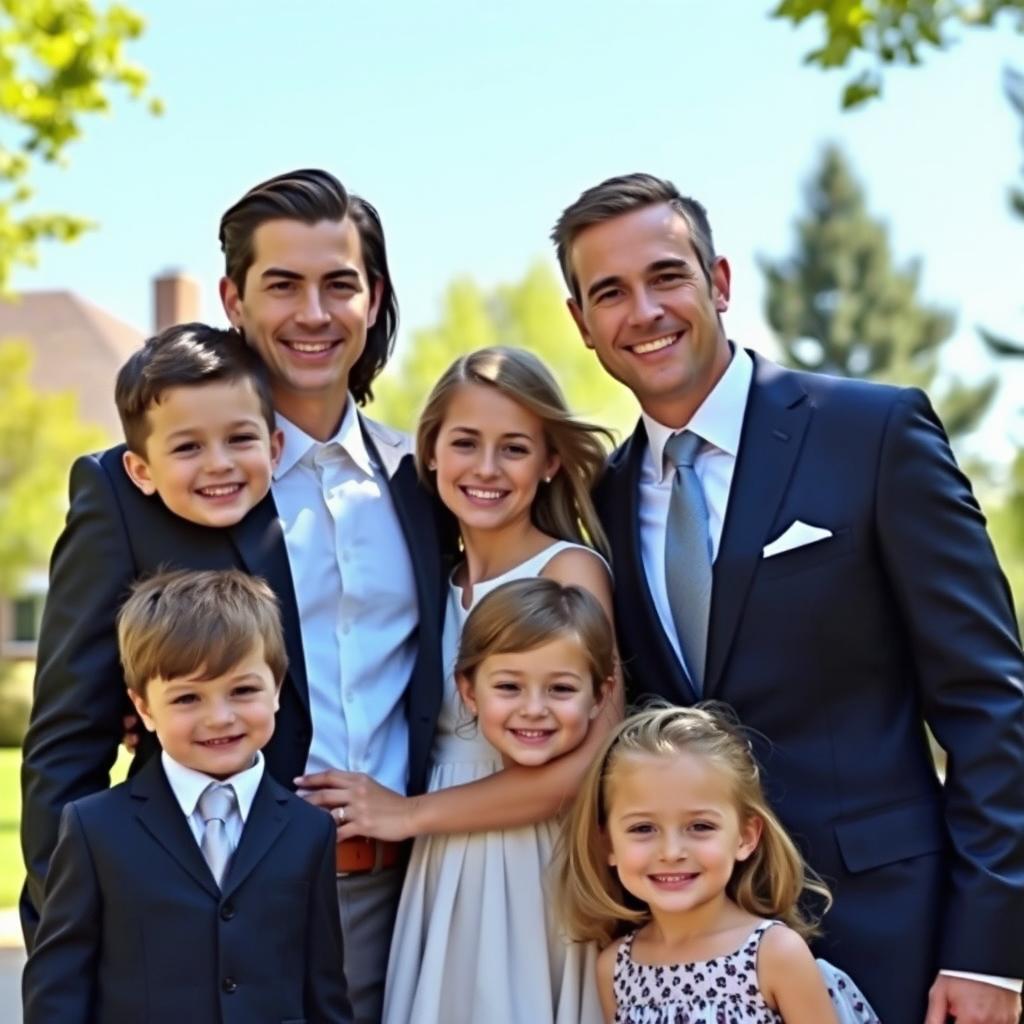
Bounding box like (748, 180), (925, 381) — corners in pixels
(198, 783), (237, 888)
(663, 430), (713, 693)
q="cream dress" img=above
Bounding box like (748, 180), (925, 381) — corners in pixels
(383, 540), (603, 1024)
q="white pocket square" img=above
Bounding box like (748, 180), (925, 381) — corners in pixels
(762, 521), (833, 558)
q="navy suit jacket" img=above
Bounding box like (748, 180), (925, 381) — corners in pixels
(23, 756), (351, 1023)
(595, 351), (1024, 1021)
(20, 414), (449, 948)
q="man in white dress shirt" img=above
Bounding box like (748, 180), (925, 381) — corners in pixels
(551, 173), (1024, 1023)
(22, 170), (447, 1023)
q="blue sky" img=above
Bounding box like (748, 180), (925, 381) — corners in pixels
(15, 0), (1024, 454)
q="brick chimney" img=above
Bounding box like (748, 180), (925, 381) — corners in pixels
(153, 270), (201, 332)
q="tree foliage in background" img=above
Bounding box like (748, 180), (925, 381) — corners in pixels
(981, 66), (1024, 359)
(0, 0), (158, 291)
(761, 145), (995, 439)
(771, 0), (1024, 107)
(0, 341), (106, 596)
(369, 261), (638, 439)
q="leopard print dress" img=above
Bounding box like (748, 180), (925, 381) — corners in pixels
(612, 921), (881, 1023)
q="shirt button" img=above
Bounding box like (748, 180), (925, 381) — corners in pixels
(220, 902), (235, 921)
(222, 977), (237, 994)
(341, 622), (351, 635)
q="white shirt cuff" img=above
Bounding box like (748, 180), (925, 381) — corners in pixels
(940, 969), (1023, 993)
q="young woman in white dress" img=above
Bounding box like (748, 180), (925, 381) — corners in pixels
(332, 346), (622, 1024)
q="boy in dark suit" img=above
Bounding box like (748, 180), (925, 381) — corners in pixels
(22, 568), (352, 1023)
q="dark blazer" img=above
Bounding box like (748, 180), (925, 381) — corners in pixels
(20, 414), (448, 948)
(23, 756), (351, 1023)
(595, 350), (1024, 1022)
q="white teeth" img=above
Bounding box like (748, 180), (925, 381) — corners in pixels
(287, 340), (335, 353)
(632, 333), (679, 355)
(465, 488), (503, 500)
(513, 730), (550, 738)
(199, 485), (242, 497)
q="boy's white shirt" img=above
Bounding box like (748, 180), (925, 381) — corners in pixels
(161, 749), (264, 849)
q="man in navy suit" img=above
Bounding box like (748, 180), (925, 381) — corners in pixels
(21, 170), (447, 1022)
(23, 569), (351, 1023)
(551, 173), (1024, 1023)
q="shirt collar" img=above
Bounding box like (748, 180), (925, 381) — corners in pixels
(272, 395), (374, 480)
(643, 344), (753, 483)
(161, 749), (265, 824)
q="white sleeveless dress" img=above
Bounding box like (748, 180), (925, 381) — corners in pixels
(383, 540), (604, 1024)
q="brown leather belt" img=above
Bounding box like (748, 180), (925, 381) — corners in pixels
(335, 837), (402, 875)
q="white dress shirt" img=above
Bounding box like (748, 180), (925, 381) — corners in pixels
(162, 750), (264, 849)
(272, 399), (418, 795)
(638, 346), (1020, 994)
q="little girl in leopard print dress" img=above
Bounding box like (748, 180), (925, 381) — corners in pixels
(557, 706), (881, 1023)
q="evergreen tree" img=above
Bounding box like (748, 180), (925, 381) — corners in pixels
(368, 261), (638, 438)
(761, 144), (995, 438)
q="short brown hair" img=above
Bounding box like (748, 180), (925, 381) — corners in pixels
(456, 577), (614, 697)
(415, 347), (613, 556)
(117, 569), (288, 696)
(218, 168), (399, 405)
(115, 322), (275, 455)
(551, 173), (716, 302)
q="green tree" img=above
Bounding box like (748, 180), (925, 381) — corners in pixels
(771, 0), (1024, 108)
(761, 145), (995, 439)
(0, 0), (158, 291)
(369, 261), (638, 438)
(0, 340), (107, 595)
(981, 66), (1024, 358)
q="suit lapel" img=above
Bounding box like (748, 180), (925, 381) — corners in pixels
(221, 774), (290, 898)
(361, 417), (447, 637)
(228, 493), (308, 714)
(130, 758), (221, 899)
(704, 353), (811, 695)
(617, 425), (700, 704)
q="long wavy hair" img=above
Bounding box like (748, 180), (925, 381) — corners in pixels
(557, 704), (831, 946)
(415, 346), (613, 556)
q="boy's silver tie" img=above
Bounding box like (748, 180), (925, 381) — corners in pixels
(198, 782), (237, 888)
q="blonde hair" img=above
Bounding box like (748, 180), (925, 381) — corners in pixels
(557, 704), (831, 945)
(415, 346), (613, 556)
(456, 577), (614, 698)
(117, 569), (288, 696)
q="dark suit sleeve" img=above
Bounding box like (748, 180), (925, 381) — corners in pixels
(875, 388), (1024, 975)
(22, 803), (100, 1024)
(20, 453), (137, 948)
(305, 814), (352, 1024)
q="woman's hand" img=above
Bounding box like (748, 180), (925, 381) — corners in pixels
(122, 714), (140, 754)
(294, 770), (420, 842)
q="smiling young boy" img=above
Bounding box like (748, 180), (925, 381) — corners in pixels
(115, 322), (283, 527)
(22, 569), (352, 1023)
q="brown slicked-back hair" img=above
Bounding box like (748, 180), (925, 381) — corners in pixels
(551, 173), (716, 302)
(218, 168), (399, 405)
(115, 322), (275, 455)
(117, 569), (288, 697)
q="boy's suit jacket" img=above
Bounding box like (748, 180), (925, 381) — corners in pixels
(595, 350), (1024, 1022)
(20, 414), (450, 947)
(23, 755), (352, 1023)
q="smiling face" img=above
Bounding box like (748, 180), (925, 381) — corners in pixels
(604, 750), (761, 922)
(430, 382), (560, 538)
(129, 641), (280, 779)
(220, 217), (382, 437)
(458, 634), (606, 766)
(567, 202), (732, 429)
(122, 378), (282, 528)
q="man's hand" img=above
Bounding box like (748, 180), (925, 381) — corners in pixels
(925, 974), (1022, 1024)
(294, 769), (417, 842)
